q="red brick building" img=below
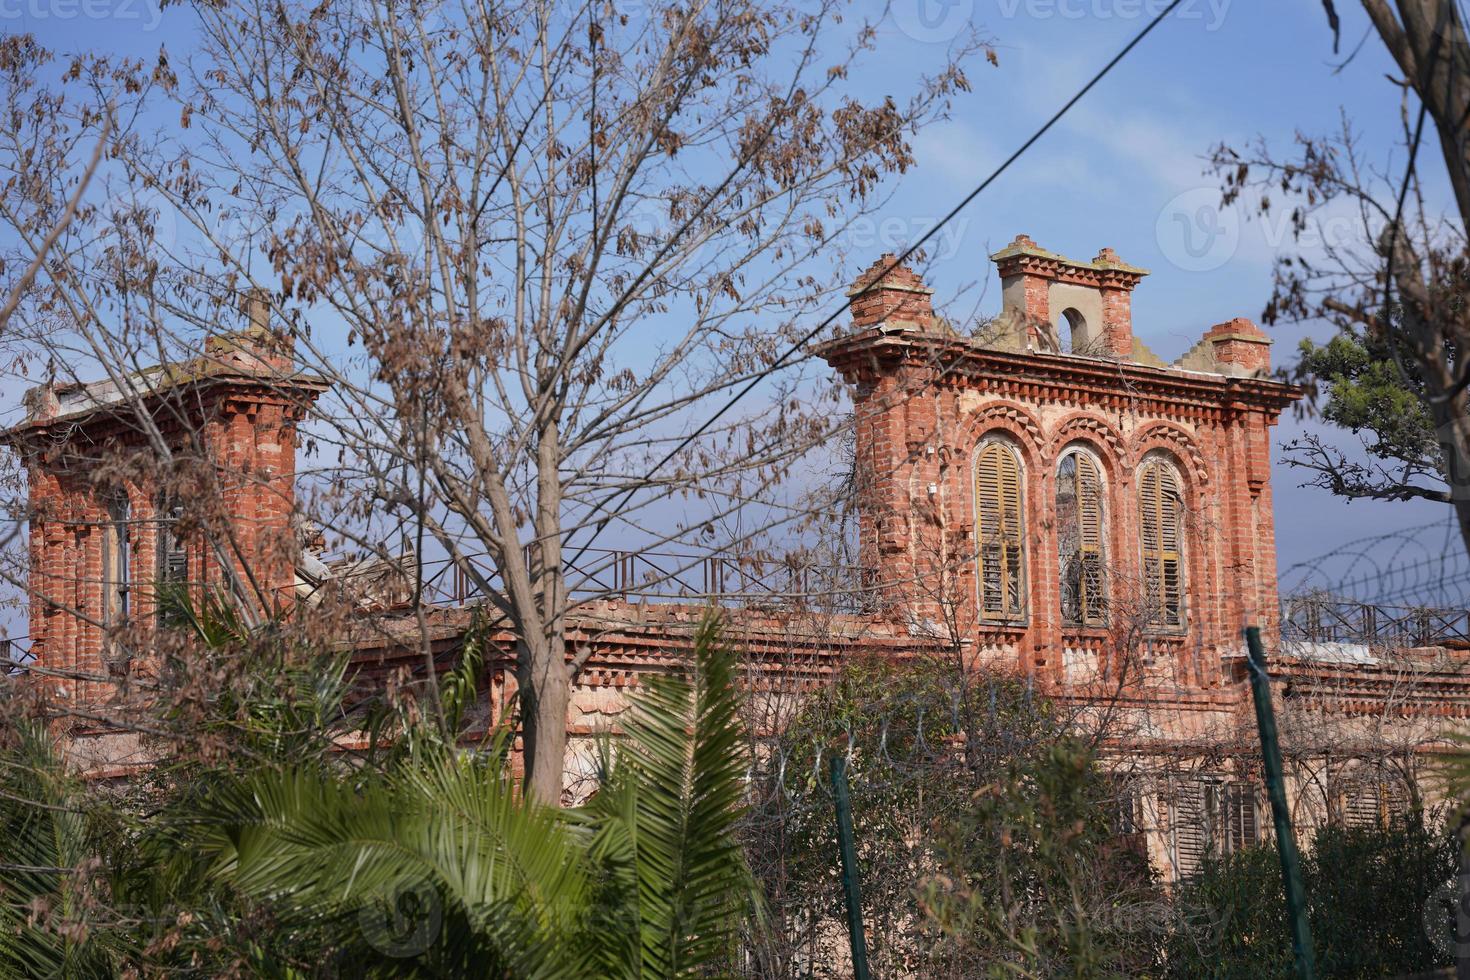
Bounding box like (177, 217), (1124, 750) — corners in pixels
(5, 296), (326, 710)
(8, 243), (1470, 878)
(826, 239), (1299, 689)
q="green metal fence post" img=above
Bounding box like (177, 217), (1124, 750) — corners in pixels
(1245, 625), (1317, 980)
(830, 752), (871, 980)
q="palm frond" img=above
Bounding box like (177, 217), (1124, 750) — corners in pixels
(155, 583), (251, 649)
(0, 720), (122, 978)
(439, 613), (485, 740)
(581, 613), (757, 977)
(132, 609), (756, 976)
(197, 752), (592, 977)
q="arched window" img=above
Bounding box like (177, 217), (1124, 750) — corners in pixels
(1138, 457), (1185, 628)
(976, 440), (1025, 620)
(1058, 449), (1106, 626)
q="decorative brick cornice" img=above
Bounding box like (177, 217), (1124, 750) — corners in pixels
(4, 378), (327, 456)
(1234, 655), (1470, 718)
(346, 602), (947, 690)
(5, 365), (328, 443)
(816, 330), (1302, 421)
(1205, 316), (1271, 345)
(989, 235), (1149, 291)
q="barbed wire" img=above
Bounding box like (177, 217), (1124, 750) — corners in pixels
(1279, 516), (1470, 607)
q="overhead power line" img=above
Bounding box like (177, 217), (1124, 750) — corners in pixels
(566, 0), (1187, 567)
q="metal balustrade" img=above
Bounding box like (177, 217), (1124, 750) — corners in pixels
(1279, 595), (1470, 649)
(404, 547), (879, 613)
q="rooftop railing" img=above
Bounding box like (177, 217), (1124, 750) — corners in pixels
(1279, 595), (1470, 649)
(407, 548), (879, 614)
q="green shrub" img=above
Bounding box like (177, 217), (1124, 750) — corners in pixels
(1166, 815), (1457, 979)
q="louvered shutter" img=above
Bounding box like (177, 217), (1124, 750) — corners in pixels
(1000, 450), (1022, 615)
(1171, 780), (1209, 879)
(157, 500), (188, 627)
(1077, 453), (1105, 625)
(978, 445), (1002, 616)
(1383, 778), (1410, 824)
(1159, 467), (1182, 626)
(1139, 460), (1185, 628)
(1226, 784), (1258, 852)
(977, 443), (1025, 619)
(1344, 787), (1379, 828)
(1058, 455), (1081, 623)
(1060, 451), (1107, 627)
(1343, 774), (1410, 828)
(159, 501), (187, 584)
(103, 490), (131, 627)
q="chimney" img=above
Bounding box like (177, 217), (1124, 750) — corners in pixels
(992, 234), (1052, 338)
(22, 382), (60, 424)
(1205, 317), (1272, 377)
(209, 288), (293, 372)
(1092, 247), (1143, 359)
(847, 254), (934, 331)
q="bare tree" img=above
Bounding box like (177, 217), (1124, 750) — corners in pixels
(0, 3), (986, 800)
(1213, 0), (1470, 558)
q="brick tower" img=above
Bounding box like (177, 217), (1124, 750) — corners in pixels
(4, 295), (327, 710)
(818, 242), (1301, 689)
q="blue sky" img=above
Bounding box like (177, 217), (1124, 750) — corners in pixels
(3, 0), (1464, 602)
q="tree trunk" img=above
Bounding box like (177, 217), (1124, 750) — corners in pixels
(1435, 408), (1470, 561)
(518, 415), (570, 806)
(518, 630), (570, 806)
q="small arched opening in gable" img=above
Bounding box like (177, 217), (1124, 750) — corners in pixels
(1054, 307), (1098, 355)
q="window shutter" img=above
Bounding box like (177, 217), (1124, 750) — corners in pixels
(978, 446), (1001, 616)
(103, 490), (131, 627)
(977, 443), (1024, 619)
(157, 501), (189, 627)
(1343, 772), (1410, 828)
(1060, 451), (1107, 627)
(1139, 464), (1160, 553)
(159, 502), (188, 585)
(1077, 454), (1102, 551)
(1159, 467), (1182, 626)
(1344, 787), (1379, 828)
(1077, 453), (1105, 625)
(1139, 460), (1184, 628)
(1000, 450), (1021, 615)
(1226, 784), (1258, 852)
(1171, 780), (1208, 879)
